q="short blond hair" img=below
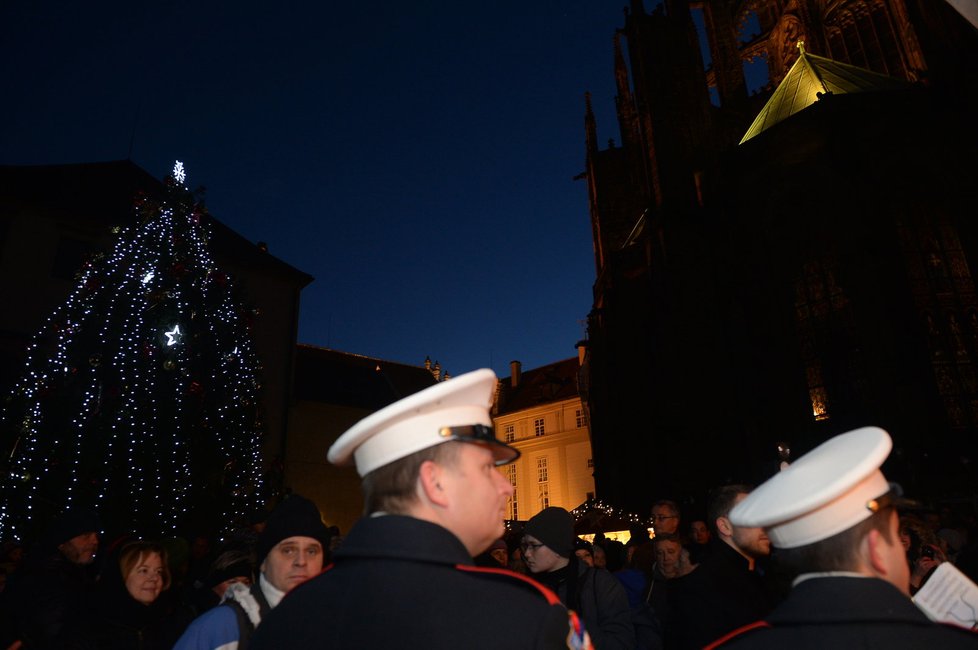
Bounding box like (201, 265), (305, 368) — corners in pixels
(361, 441), (461, 515)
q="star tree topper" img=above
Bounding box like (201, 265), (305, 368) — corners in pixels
(164, 324), (182, 347)
(173, 160), (186, 184)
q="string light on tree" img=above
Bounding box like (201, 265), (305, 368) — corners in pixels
(0, 161), (266, 541)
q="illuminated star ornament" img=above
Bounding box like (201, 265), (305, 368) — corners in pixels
(164, 325), (182, 346)
(172, 161), (186, 184)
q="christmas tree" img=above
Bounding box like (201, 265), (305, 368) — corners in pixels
(0, 162), (266, 541)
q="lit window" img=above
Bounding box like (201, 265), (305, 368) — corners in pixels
(504, 424), (515, 442)
(538, 483), (550, 509)
(537, 457), (548, 483)
(505, 465), (518, 520)
(576, 409), (588, 428)
(534, 418), (545, 436)
(810, 387), (829, 421)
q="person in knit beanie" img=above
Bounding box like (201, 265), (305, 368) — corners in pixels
(173, 494), (329, 650)
(523, 507), (575, 562)
(521, 507), (635, 650)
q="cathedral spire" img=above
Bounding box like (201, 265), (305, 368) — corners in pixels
(585, 91), (598, 156)
(614, 32), (640, 152)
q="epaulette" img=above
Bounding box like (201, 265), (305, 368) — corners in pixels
(455, 564), (561, 605)
(703, 620), (772, 649)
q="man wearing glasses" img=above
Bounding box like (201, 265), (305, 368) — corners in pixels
(251, 369), (592, 650)
(650, 500), (682, 536)
(521, 507), (635, 650)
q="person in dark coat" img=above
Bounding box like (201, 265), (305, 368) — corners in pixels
(709, 427), (978, 649)
(2, 508), (100, 649)
(522, 507), (635, 650)
(63, 540), (181, 650)
(669, 485), (774, 650)
(250, 369), (592, 650)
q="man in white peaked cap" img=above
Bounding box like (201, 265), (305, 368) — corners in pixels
(251, 369), (593, 650)
(708, 426), (977, 648)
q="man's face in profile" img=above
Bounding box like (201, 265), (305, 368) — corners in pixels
(59, 531), (98, 565)
(651, 506), (679, 535)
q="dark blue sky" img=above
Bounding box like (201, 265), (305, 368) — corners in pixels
(3, 2), (640, 377)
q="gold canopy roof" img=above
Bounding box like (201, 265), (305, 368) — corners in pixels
(739, 42), (910, 145)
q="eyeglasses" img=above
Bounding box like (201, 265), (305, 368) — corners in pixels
(520, 541), (545, 553)
(650, 515), (677, 521)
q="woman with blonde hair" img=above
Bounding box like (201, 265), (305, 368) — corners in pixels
(65, 540), (182, 649)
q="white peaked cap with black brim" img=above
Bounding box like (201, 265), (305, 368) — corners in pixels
(327, 368), (520, 477)
(729, 426), (893, 549)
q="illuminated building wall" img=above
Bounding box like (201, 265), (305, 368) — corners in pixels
(493, 358), (595, 521)
(286, 345), (437, 532)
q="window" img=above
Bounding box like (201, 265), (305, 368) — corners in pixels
(534, 418), (545, 436)
(537, 457), (548, 483)
(538, 483), (550, 509)
(504, 424), (515, 442)
(537, 458), (549, 510)
(576, 409), (589, 428)
(505, 465), (518, 520)
(587, 458), (594, 469)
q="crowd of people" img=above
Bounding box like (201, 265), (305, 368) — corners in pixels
(2, 370), (978, 649)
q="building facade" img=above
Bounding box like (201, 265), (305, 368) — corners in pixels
(493, 358), (595, 521)
(286, 345), (437, 531)
(582, 1), (978, 512)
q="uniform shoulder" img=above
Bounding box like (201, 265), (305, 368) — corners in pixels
(936, 622), (978, 646)
(703, 620), (771, 649)
(454, 564), (562, 605)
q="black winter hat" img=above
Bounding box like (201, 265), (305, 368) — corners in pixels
(256, 495), (330, 565)
(45, 508), (101, 547)
(524, 507), (574, 557)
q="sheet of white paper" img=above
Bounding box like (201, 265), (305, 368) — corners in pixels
(913, 562), (978, 630)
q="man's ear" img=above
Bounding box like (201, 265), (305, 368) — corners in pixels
(716, 516), (733, 538)
(418, 459), (450, 507)
(866, 528), (889, 576)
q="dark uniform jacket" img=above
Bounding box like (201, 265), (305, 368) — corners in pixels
(708, 576), (978, 649)
(668, 541), (774, 650)
(540, 558), (635, 650)
(250, 515), (590, 649)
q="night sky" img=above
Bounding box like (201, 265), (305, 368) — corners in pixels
(3, 2), (642, 378)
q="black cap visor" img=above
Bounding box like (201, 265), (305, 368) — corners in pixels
(438, 424), (520, 465)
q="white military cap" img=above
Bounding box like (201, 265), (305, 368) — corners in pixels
(729, 426), (893, 549)
(328, 368), (520, 477)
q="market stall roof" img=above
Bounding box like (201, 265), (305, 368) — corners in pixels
(571, 499), (648, 535)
